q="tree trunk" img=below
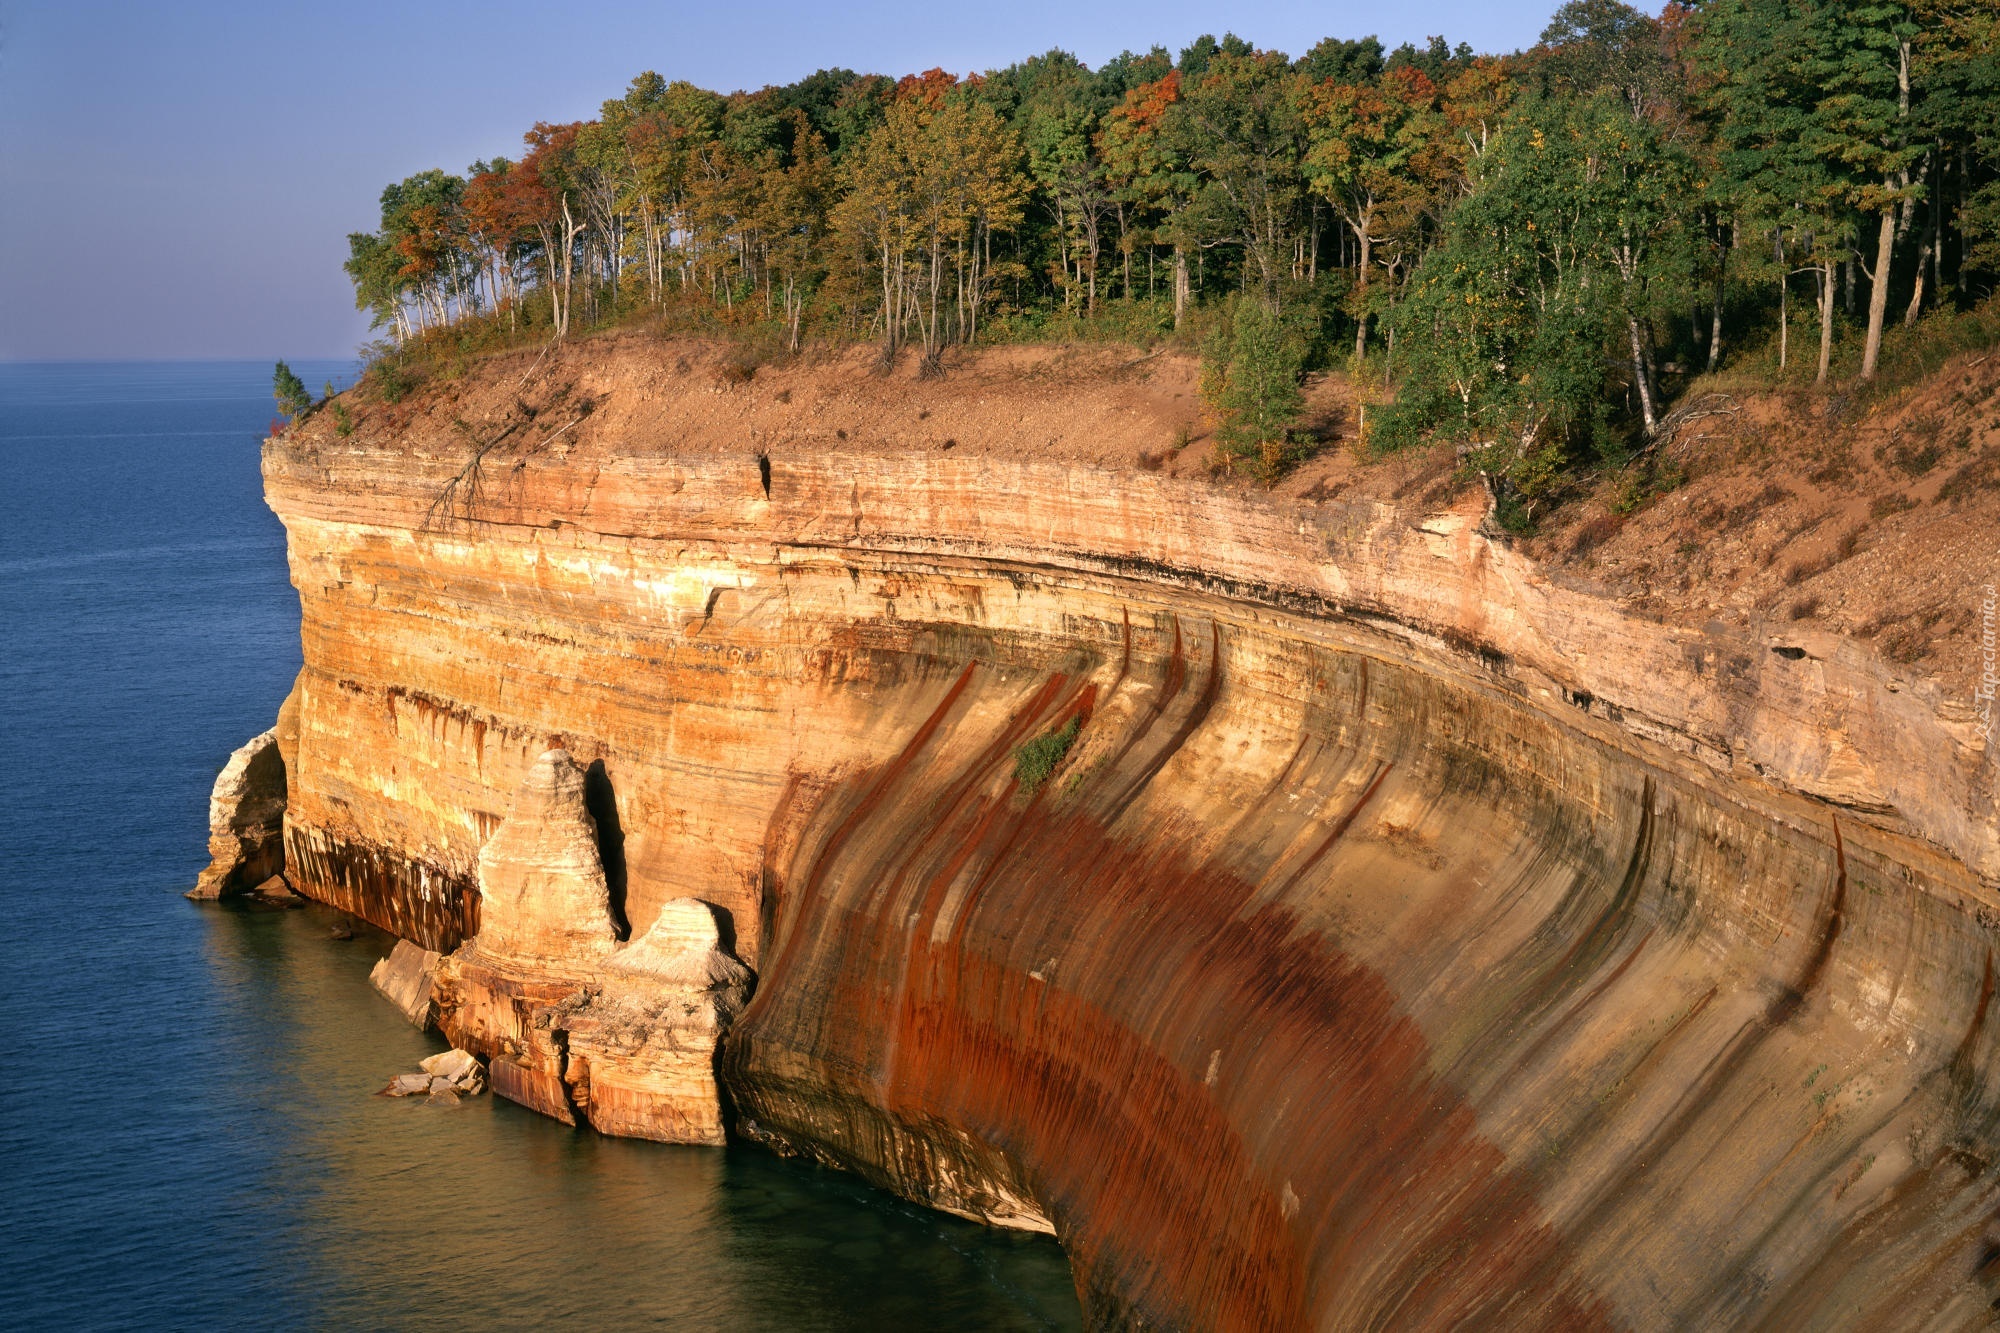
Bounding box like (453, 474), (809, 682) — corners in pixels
(1707, 222), (1728, 373)
(1861, 207), (1895, 379)
(1627, 314), (1659, 437)
(1816, 257), (1836, 385)
(1904, 240), (1931, 327)
(1173, 248), (1189, 330)
(1776, 229), (1789, 371)
(1353, 226), (1372, 362)
(880, 240), (898, 360)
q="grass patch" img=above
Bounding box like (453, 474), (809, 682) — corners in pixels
(1014, 716), (1081, 796)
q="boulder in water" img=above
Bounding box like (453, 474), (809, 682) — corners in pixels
(186, 730), (287, 899)
(419, 1048), (486, 1094)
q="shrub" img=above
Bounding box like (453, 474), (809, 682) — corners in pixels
(1569, 513), (1623, 556)
(1014, 716), (1081, 795)
(371, 358), (419, 404)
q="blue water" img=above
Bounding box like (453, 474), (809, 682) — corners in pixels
(0, 362), (1079, 1331)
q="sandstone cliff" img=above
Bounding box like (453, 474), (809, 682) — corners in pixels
(241, 340), (1998, 1330)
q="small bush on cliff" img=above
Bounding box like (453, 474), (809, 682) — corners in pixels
(1014, 716), (1081, 795)
(369, 355), (420, 404)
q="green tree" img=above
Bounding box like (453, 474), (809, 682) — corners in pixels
(767, 110), (834, 350)
(342, 231), (405, 336)
(1207, 296), (1308, 474)
(1019, 60), (1116, 312)
(1100, 70), (1200, 325)
(1378, 95), (1623, 520)
(272, 361), (311, 419)
(1536, 0), (1672, 115)
(833, 92), (1026, 365)
(1166, 47), (1311, 303)
(1693, 0), (1923, 381)
(1303, 66), (1442, 359)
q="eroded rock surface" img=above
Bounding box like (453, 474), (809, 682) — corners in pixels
(187, 729), (286, 898)
(260, 373), (2000, 1329)
(469, 749), (619, 963)
(430, 752), (751, 1142)
(545, 899), (752, 1144)
(368, 939), (441, 1028)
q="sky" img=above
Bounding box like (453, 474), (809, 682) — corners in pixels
(0, 0), (1565, 361)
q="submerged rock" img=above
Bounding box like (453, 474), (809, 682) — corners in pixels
(186, 730), (286, 899)
(380, 1072), (433, 1097)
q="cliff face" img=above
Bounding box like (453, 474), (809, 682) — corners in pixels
(259, 353), (2000, 1330)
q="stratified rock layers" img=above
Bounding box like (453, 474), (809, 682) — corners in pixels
(266, 434), (2000, 1331)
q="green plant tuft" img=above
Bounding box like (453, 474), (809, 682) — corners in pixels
(1014, 716), (1082, 795)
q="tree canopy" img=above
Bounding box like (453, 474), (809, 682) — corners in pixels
(343, 4), (1999, 497)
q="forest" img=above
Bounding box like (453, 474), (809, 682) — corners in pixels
(340, 0), (2000, 512)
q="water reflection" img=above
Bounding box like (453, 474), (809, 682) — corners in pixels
(199, 902), (1080, 1330)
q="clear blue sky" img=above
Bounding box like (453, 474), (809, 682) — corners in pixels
(0, 0), (1563, 361)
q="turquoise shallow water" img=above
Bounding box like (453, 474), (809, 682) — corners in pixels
(0, 362), (1080, 1331)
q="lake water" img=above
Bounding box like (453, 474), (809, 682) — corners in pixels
(0, 361), (1080, 1330)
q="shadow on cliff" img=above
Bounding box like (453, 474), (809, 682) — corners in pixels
(583, 760), (630, 940)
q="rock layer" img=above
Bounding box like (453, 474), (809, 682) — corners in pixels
(262, 419), (2000, 1329)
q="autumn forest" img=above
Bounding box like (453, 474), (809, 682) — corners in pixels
(341, 0), (2000, 507)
